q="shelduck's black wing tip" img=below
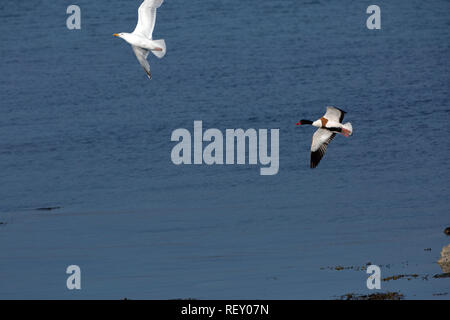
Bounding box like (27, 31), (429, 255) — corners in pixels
(337, 107), (347, 122)
(310, 147), (326, 168)
(310, 151), (322, 168)
(310, 133), (336, 169)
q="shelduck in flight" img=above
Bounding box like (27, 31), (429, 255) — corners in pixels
(296, 107), (353, 168)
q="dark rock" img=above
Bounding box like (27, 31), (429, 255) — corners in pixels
(382, 274), (418, 282)
(433, 293), (448, 296)
(340, 292), (403, 300)
(36, 206), (62, 211)
(433, 273), (450, 279)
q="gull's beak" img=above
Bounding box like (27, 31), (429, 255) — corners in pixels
(113, 33), (119, 37)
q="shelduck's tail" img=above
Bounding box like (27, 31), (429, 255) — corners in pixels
(342, 122), (353, 137)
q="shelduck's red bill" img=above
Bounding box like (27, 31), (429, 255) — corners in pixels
(296, 121), (301, 126)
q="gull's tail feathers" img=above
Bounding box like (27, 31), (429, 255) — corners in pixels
(151, 39), (166, 58)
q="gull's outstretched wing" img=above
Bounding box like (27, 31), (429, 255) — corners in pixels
(132, 46), (152, 79)
(310, 128), (336, 168)
(133, 0), (164, 39)
(324, 106), (346, 123)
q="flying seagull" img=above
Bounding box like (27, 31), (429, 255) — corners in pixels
(296, 107), (353, 168)
(113, 0), (166, 79)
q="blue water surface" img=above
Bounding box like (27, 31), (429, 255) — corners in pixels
(0, 0), (449, 299)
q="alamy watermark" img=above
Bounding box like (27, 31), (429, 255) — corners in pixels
(366, 5), (381, 30)
(366, 264), (381, 289)
(66, 5), (81, 30)
(65, 5), (380, 32)
(66, 265), (81, 290)
(171, 121), (279, 176)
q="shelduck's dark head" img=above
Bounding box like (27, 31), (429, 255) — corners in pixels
(296, 120), (313, 126)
